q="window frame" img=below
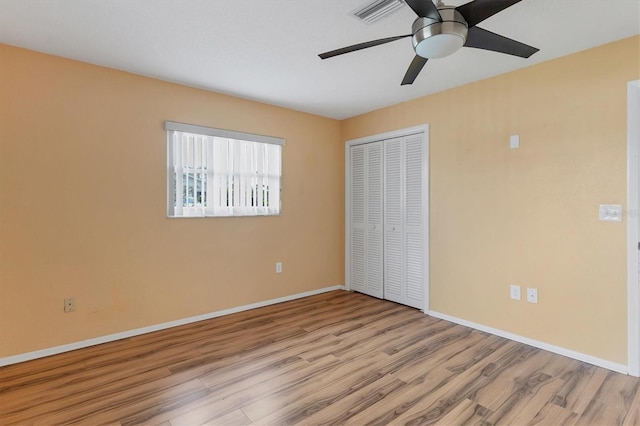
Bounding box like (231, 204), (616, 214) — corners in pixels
(165, 121), (284, 218)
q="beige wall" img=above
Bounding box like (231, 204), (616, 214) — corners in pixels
(0, 44), (345, 358)
(343, 36), (640, 364)
(2, 36), (639, 365)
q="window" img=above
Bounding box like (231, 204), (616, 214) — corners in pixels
(165, 121), (283, 217)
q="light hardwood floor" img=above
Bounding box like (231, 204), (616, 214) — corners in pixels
(1, 290), (639, 425)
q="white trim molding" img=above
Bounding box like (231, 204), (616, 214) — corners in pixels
(0, 285), (345, 367)
(164, 120), (285, 146)
(627, 79), (640, 377)
(345, 125), (428, 146)
(429, 310), (628, 374)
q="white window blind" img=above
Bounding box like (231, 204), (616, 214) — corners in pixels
(165, 121), (283, 217)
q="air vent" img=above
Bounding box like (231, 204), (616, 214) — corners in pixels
(350, 0), (406, 24)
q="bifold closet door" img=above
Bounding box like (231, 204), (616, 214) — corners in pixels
(349, 142), (383, 299)
(383, 134), (425, 309)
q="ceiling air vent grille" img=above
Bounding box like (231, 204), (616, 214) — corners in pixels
(350, 0), (405, 24)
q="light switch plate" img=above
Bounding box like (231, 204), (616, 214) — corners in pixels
(510, 285), (521, 300)
(510, 135), (520, 149)
(526, 288), (538, 304)
(599, 204), (623, 222)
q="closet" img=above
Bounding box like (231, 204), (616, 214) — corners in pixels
(347, 128), (428, 310)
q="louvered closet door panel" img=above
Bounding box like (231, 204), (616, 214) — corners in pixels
(366, 142), (384, 298)
(405, 233), (424, 303)
(383, 138), (404, 303)
(351, 228), (366, 293)
(349, 132), (426, 307)
(404, 134), (425, 309)
(350, 145), (366, 294)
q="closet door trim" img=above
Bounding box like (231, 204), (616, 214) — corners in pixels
(345, 124), (429, 312)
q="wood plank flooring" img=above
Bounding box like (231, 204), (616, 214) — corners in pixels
(1, 290), (639, 425)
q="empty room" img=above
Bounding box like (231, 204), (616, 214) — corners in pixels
(1, 0), (640, 424)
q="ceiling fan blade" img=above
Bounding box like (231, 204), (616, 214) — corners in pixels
(319, 34), (412, 59)
(464, 26), (539, 58)
(405, 0), (442, 21)
(401, 55), (428, 85)
(456, 0), (522, 28)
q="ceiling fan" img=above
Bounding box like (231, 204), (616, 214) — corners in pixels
(319, 0), (539, 85)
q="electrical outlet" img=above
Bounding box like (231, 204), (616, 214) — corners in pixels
(64, 297), (76, 313)
(510, 285), (521, 300)
(275, 262), (282, 273)
(526, 288), (538, 304)
(599, 204), (622, 222)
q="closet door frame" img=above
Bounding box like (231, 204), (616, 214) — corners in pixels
(345, 124), (430, 312)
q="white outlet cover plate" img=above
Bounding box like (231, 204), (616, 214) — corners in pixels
(526, 288), (538, 304)
(599, 204), (623, 222)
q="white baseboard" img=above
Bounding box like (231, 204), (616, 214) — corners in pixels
(0, 285), (346, 367)
(428, 310), (628, 375)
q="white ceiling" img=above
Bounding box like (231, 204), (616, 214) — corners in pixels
(0, 0), (638, 119)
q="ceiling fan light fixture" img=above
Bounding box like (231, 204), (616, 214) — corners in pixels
(411, 9), (468, 59)
(413, 28), (466, 58)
